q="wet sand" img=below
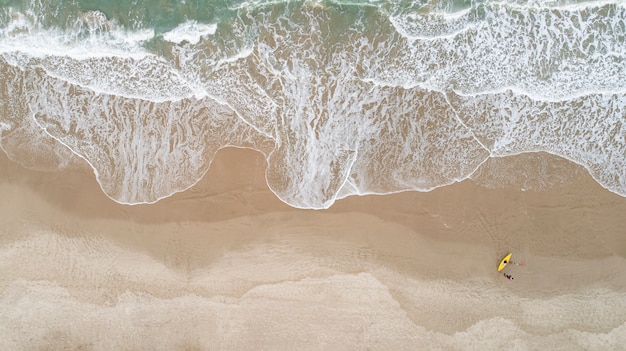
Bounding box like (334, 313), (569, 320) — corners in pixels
(1, 148), (625, 350)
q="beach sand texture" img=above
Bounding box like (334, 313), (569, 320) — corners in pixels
(1, 148), (625, 350)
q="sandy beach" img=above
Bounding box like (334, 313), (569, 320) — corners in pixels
(1, 147), (625, 350)
(1, 0), (625, 348)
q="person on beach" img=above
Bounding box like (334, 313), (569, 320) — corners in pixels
(504, 273), (513, 280)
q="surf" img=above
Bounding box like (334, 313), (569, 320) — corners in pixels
(0, 0), (624, 209)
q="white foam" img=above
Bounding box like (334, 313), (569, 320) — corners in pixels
(229, 0), (291, 11)
(0, 10), (152, 59)
(24, 65), (274, 204)
(379, 1), (626, 100)
(0, 9), (203, 102)
(447, 89), (626, 197)
(1, 1), (625, 208)
(158, 2), (626, 206)
(389, 6), (475, 41)
(162, 21), (217, 45)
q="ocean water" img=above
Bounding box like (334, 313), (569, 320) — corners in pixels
(0, 0), (624, 209)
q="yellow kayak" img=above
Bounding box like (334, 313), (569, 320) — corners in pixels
(498, 253), (512, 272)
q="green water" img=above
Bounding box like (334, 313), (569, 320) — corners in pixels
(0, 0), (483, 32)
(1, 0), (230, 31)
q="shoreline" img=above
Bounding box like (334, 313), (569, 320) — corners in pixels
(2, 147), (625, 285)
(1, 147), (625, 348)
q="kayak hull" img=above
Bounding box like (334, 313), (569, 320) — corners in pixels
(498, 253), (512, 272)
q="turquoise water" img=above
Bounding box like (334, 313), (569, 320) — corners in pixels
(0, 0), (625, 208)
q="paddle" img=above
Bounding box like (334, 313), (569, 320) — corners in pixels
(509, 261), (526, 267)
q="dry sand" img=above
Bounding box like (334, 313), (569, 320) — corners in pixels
(1, 147), (625, 350)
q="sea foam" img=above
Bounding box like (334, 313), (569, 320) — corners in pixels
(0, 0), (624, 208)
(163, 21), (217, 45)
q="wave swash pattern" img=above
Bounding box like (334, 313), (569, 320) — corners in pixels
(0, 0), (625, 209)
